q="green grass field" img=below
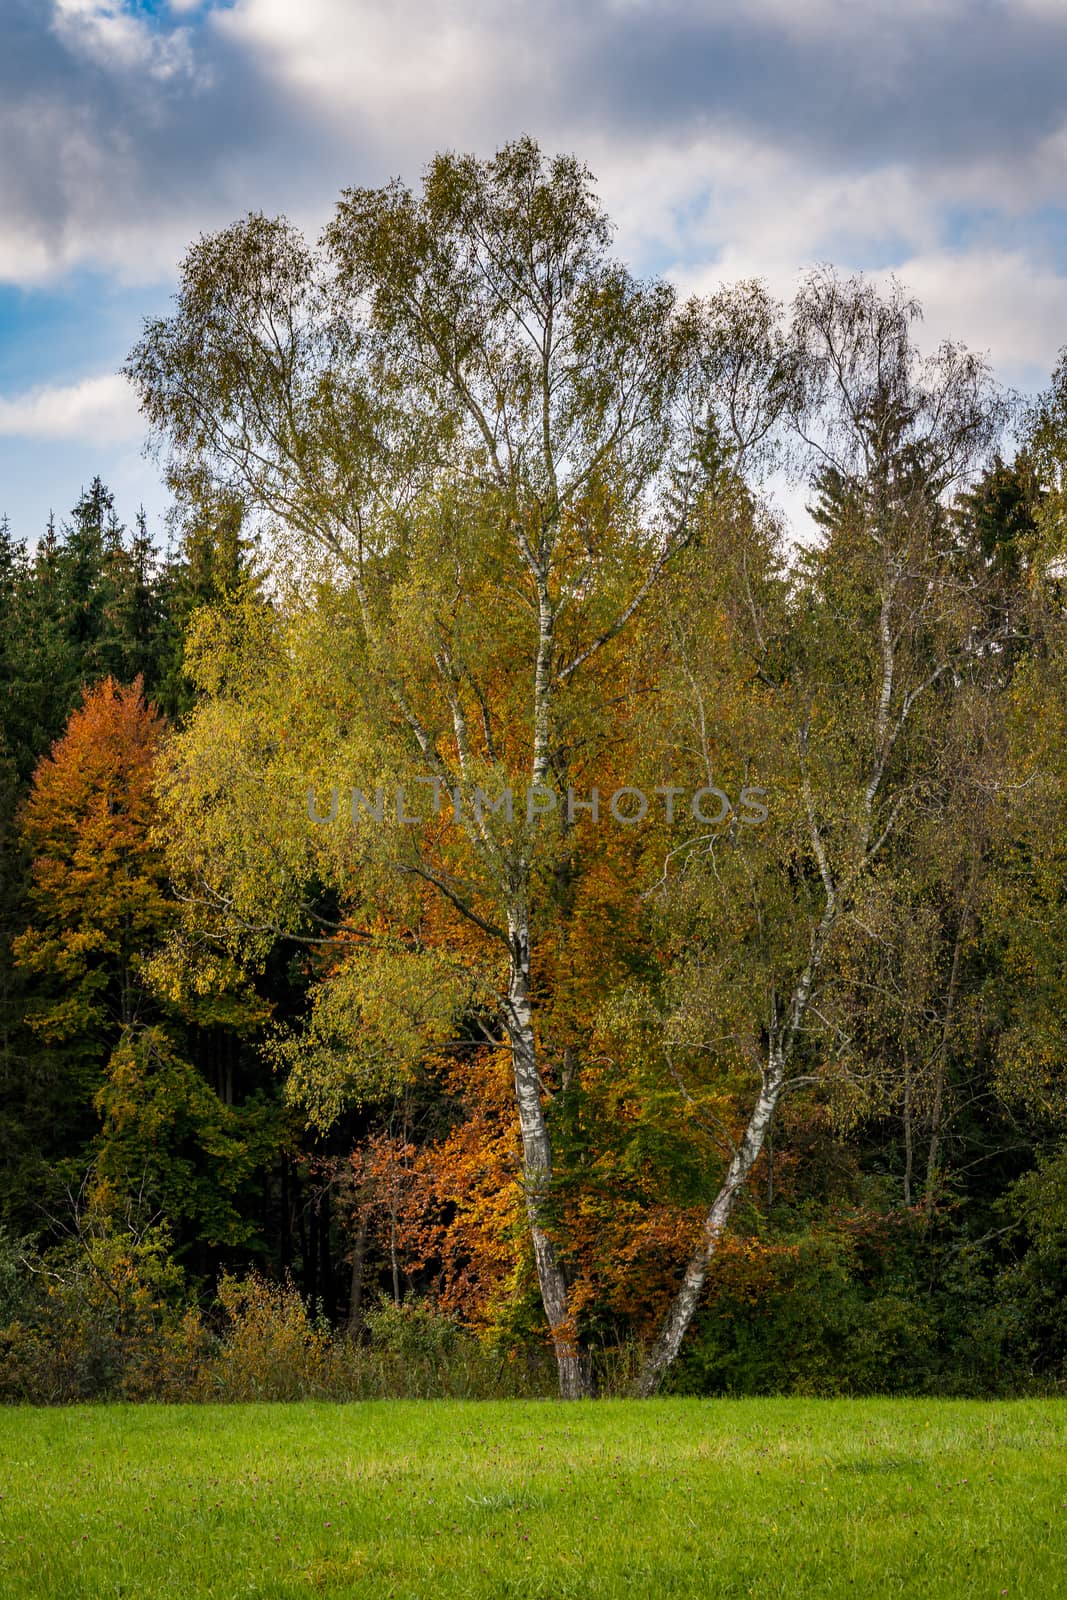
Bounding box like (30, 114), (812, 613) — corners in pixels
(1, 1399), (1064, 1598)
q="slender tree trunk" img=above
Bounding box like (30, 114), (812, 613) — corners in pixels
(637, 901), (835, 1397)
(319, 1180), (333, 1317)
(635, 1049), (785, 1397)
(505, 907), (588, 1399)
(347, 1215), (369, 1336)
(305, 1193), (318, 1308)
(498, 569), (588, 1399)
(279, 1154), (291, 1275)
(293, 1164), (308, 1277)
(223, 1033), (234, 1109)
(925, 867), (977, 1214)
(903, 1056), (914, 1208)
(389, 1206), (401, 1307)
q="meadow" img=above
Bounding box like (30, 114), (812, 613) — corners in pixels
(0, 1398), (1064, 1598)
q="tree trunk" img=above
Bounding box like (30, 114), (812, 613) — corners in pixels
(903, 1056), (914, 1208)
(305, 1196), (318, 1309)
(635, 1052), (784, 1396)
(389, 1206), (401, 1307)
(279, 1153), (291, 1275)
(319, 1180), (333, 1318)
(347, 1214), (369, 1335)
(505, 908), (588, 1399)
(924, 869), (977, 1213)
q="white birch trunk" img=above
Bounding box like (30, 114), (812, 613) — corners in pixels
(636, 911), (834, 1396)
(504, 905), (588, 1399)
(635, 1049), (784, 1396)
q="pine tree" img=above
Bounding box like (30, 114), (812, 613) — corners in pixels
(153, 489), (255, 720)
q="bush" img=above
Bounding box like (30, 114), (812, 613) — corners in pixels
(200, 1278), (552, 1401)
(0, 1207), (211, 1403)
(0, 1227), (30, 1326)
(668, 1217), (1018, 1398)
(204, 1273), (332, 1401)
(0, 1243), (554, 1404)
(990, 1146), (1067, 1390)
(364, 1294), (462, 1362)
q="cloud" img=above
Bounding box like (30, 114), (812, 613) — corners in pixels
(885, 250), (1067, 380)
(51, 0), (200, 83)
(0, 372), (143, 444)
(218, 0), (1067, 175)
(1, 0), (1065, 283)
(0, 0), (1065, 390)
(0, 0), (328, 286)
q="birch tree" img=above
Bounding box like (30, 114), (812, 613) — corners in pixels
(126, 139), (772, 1396)
(636, 271), (1011, 1393)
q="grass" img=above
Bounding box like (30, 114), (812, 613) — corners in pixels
(0, 1398), (1064, 1597)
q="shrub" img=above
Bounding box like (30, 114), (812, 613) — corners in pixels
(204, 1273), (332, 1401)
(667, 1217), (1015, 1398)
(0, 1227), (30, 1326)
(0, 1207), (210, 1403)
(364, 1294), (462, 1362)
(199, 1279), (553, 1401)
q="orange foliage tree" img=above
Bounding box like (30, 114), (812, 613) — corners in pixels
(15, 676), (168, 1078)
(15, 676), (277, 1248)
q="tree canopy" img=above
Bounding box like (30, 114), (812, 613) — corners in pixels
(2, 138), (1067, 1403)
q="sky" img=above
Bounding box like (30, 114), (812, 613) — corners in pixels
(2, 0), (1067, 543)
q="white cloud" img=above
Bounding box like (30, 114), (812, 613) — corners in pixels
(52, 0), (199, 83)
(0, 0), (1063, 385)
(0, 208), (216, 289)
(881, 250), (1067, 380)
(592, 134), (940, 282)
(602, 134), (1067, 390)
(213, 0), (549, 151)
(209, 0), (1067, 386)
(0, 373), (143, 445)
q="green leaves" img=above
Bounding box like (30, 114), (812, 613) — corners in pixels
(276, 943), (478, 1131)
(96, 1026), (276, 1250)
